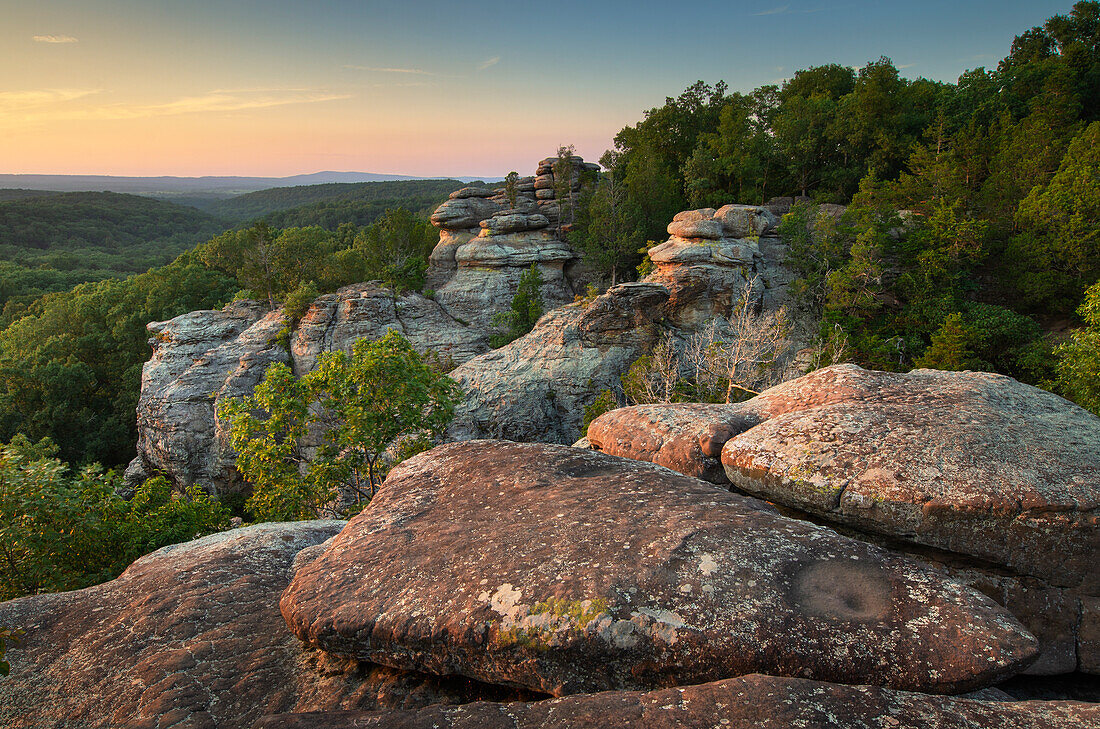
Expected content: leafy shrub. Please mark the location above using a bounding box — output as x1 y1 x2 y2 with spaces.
0 435 228 600
220 331 462 521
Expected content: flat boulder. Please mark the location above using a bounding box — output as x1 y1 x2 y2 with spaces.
254 674 1100 729
0 522 528 729
587 402 753 482
720 365 1100 591
281 441 1036 697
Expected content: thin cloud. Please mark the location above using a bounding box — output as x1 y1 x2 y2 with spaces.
344 65 434 75
0 88 100 109
477 56 500 71
1 89 350 123
32 34 78 43
897 63 916 69
753 5 790 15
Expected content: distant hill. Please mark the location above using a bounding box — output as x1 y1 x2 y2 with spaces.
213 179 481 227
0 189 60 203
0 191 231 310
0 171 502 198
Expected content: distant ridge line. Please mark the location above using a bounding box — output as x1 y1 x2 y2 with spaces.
0 171 504 195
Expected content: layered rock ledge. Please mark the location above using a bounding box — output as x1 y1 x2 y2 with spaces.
281 440 1037 697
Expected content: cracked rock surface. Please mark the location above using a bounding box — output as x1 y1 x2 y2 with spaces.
253 674 1100 729
586 364 1100 674
0 522 533 729
281 440 1037 697
718 365 1100 592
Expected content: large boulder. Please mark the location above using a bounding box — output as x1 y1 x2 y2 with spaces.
585 364 1100 674
446 282 670 443
255 674 1100 729
720 365 1100 592
281 441 1037 697
0 522 532 729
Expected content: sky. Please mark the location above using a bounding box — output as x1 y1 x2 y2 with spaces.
0 0 1078 178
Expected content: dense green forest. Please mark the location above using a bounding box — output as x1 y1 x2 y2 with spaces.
0 192 230 314
576 1 1100 404
208 179 470 224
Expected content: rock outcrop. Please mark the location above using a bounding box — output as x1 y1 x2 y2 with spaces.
126 300 290 493
426 156 600 330
445 204 795 444
282 440 1037 697
0 521 534 729
126 284 487 493
585 364 1100 675
446 282 670 443
126 155 605 494
255 674 1100 729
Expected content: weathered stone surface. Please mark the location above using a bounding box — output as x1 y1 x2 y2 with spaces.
714 203 779 237
588 402 754 483
0 522 355 729
672 208 717 222
587 365 1100 672
126 284 494 495
129 300 289 493
448 186 497 200
282 441 1037 697
480 212 549 235
0 521 535 729
425 229 478 289
666 218 723 239
291 284 488 372
430 195 506 231
446 283 669 443
720 365 1100 592
255 674 1100 729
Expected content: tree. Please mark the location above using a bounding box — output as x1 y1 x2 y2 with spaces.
1056 281 1100 414
490 265 544 348
1007 121 1100 312
574 173 645 285
0 434 228 600
219 331 462 521
504 171 520 209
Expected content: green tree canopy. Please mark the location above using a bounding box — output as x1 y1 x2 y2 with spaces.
219 331 462 521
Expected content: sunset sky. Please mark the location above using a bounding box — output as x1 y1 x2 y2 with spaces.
1 0 1074 178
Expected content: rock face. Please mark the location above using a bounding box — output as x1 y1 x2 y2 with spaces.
446 283 670 443
127 300 290 493
255 674 1100 729
0 520 536 728
126 284 488 493
281 440 1037 697
446 204 795 444
426 157 600 330
585 364 1100 675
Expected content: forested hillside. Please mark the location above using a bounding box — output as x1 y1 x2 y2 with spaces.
0 192 230 313
208 179 471 224
575 1 1100 408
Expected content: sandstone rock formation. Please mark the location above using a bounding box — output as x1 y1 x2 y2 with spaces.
126 155 605 494
425 156 599 331
126 284 487 493
446 282 670 443
255 674 1100 729
0 521 533 729
126 300 290 493
444 203 796 444
281 440 1037 697
585 364 1100 675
